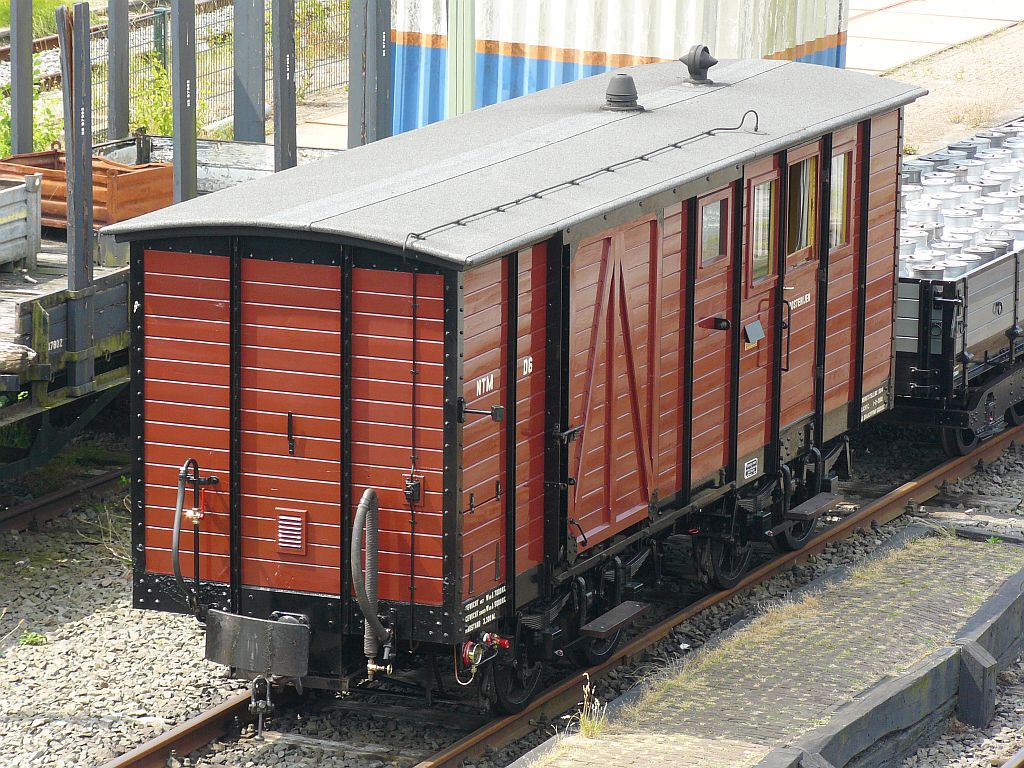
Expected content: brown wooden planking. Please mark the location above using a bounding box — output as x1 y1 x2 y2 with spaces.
351 267 446 605
143 250 231 580
462 259 508 597
568 217 666 551
238 259 343 593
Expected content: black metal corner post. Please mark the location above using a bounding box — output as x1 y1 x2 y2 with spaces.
542 235 567 597
727 180 743 485
107 0 130 140
852 121 873 428
10 0 33 154
171 0 198 202
681 201 698 501
814 134 834 448
504 252 518 617
234 0 267 143
339 248 353 637
347 0 392 147
57 3 97 396
229 238 243 613
129 241 147 599
441 267 464 637
769 152 789 475
272 0 297 171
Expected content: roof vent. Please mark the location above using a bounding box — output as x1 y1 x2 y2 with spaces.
604 73 643 112
680 44 718 85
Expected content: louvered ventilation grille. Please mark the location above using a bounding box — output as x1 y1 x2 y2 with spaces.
277 512 305 554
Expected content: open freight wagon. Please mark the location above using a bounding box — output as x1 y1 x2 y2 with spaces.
108 56 923 711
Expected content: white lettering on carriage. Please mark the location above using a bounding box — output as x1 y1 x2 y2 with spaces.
476 372 495 397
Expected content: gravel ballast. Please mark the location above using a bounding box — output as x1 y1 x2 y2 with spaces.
0 495 244 767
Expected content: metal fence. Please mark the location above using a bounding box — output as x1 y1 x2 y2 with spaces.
86 0 349 141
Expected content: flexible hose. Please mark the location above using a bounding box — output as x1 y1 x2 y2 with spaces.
171 459 194 611
351 488 388 657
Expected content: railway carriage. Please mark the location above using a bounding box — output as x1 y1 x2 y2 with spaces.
108 53 923 712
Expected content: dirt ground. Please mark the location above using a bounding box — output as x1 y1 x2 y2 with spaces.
887 22 1024 155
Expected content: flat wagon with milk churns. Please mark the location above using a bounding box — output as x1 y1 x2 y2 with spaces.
107 52 923 714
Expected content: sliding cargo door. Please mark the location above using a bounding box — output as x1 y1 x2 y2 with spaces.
238 258 343 594
567 218 660 553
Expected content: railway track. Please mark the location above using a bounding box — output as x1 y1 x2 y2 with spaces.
98 425 1024 768
0 465 128 531
1003 746 1024 768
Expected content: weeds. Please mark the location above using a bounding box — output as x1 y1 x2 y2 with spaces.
18 631 46 646
0 609 25 647
563 673 608 739
948 102 996 129
76 498 132 568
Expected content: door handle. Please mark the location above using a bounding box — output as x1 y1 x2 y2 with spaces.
780 299 793 372
287 411 295 455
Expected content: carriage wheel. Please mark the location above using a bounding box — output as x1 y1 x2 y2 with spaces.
491 656 543 714
694 536 752 590
940 427 979 457
570 630 622 667
1006 401 1024 427
770 517 817 553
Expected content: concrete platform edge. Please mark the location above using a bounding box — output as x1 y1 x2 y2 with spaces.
768 546 1024 768
507 526 930 768
508 531 1024 768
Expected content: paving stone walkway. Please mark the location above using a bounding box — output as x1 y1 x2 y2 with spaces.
537 535 1024 768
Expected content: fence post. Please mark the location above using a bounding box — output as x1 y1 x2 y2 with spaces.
234 0 266 142
347 0 391 147
10 0 33 154
171 0 198 201
56 3 97 396
108 0 130 139
272 0 297 170
153 8 169 70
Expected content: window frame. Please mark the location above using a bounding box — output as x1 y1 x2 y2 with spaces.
746 169 780 295
829 131 857 254
697 187 733 271
785 141 821 266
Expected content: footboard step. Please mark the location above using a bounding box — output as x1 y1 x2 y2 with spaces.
785 492 838 523
580 600 650 638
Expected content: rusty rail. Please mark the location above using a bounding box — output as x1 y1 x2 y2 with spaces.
99 691 252 768
1002 745 1024 768
0 466 128 531
98 426 1024 768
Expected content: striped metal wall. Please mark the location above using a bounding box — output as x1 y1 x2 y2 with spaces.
392 0 849 134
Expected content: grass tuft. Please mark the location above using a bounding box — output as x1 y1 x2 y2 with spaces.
564 673 608 739
18 630 46 646
76 498 132 568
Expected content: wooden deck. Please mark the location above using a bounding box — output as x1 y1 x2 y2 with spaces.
1 243 125 339
0 237 129 404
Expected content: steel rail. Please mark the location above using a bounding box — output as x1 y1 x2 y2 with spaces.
1002 745 1024 768
99 691 252 768
98 425 1024 768
0 466 129 531
418 424 1024 768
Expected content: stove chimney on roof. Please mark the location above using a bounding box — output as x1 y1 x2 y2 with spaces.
680 44 718 85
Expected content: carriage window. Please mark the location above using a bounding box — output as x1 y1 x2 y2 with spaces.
787 156 818 257
700 197 730 266
751 180 776 282
829 152 852 249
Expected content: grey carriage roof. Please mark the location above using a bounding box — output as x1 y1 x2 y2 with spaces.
106 59 925 267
